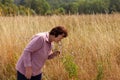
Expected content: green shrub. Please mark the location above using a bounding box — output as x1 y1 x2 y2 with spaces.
62 54 78 79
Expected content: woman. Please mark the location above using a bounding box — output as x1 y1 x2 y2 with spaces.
16 26 68 80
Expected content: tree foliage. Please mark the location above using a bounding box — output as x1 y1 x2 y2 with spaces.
0 0 120 16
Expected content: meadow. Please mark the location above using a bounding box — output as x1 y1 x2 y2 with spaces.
0 14 120 80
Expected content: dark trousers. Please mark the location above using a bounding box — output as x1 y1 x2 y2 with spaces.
17 71 42 80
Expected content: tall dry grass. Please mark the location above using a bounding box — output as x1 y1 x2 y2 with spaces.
0 14 120 80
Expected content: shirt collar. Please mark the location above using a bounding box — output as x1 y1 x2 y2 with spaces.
46 32 51 43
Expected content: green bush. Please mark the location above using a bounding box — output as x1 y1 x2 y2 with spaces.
62 54 78 79
95 62 104 80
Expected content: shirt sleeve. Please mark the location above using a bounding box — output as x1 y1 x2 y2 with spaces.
23 36 44 67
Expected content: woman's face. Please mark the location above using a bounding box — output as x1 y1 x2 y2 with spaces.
54 34 64 43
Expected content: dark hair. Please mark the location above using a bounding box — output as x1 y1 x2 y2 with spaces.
49 26 68 37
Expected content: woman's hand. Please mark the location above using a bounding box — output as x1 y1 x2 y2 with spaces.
48 51 60 59
25 66 32 79
53 51 60 56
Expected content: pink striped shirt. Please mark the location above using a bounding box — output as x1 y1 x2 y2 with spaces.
16 32 52 76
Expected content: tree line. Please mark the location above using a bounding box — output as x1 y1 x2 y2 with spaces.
0 0 120 16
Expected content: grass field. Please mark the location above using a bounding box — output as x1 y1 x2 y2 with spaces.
0 14 120 80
